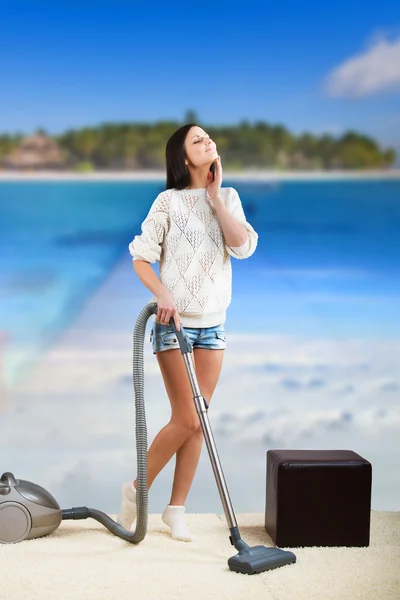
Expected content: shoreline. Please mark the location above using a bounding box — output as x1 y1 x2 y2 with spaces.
0 168 400 181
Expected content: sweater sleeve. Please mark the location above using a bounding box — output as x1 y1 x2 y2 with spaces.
128 191 170 263
224 188 258 259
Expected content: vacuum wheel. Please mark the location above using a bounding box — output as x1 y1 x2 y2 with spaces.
0 502 32 543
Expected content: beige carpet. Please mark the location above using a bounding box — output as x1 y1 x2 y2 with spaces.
0 511 399 600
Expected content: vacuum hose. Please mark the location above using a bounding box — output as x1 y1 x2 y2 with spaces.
61 301 157 543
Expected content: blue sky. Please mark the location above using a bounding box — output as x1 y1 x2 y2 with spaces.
1 0 400 153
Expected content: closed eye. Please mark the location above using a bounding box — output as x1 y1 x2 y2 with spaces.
193 135 209 144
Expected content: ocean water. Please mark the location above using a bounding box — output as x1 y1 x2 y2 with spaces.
0 178 399 385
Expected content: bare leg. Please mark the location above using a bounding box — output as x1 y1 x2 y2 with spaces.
118 348 200 530
169 348 224 506
133 348 201 490
119 347 223 538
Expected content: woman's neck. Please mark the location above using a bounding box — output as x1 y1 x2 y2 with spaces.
186 165 209 189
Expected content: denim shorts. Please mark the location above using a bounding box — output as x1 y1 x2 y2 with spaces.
150 321 226 353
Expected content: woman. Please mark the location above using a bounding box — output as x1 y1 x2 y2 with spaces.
118 124 258 541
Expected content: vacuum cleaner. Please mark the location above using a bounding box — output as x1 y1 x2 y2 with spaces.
0 301 296 574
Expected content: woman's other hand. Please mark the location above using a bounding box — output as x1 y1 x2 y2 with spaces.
206 156 223 204
156 291 180 331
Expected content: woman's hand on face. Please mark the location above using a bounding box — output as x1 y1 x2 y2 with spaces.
156 291 180 331
206 156 223 203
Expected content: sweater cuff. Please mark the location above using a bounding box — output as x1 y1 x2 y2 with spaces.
227 238 251 257
226 228 257 259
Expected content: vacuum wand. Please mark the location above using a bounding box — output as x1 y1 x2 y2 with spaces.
168 315 297 573
166 316 238 530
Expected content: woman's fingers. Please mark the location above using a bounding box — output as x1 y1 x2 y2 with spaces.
157 301 179 328
172 310 180 331
158 308 169 324
216 156 222 182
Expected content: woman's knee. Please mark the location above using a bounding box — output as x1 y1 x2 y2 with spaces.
194 422 203 437
185 421 204 441
171 415 201 437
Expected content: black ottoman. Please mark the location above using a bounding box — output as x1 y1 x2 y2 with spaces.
265 449 372 548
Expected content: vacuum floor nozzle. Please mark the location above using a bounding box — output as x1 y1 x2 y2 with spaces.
228 544 296 574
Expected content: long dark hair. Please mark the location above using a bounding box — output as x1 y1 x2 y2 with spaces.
165 124 196 190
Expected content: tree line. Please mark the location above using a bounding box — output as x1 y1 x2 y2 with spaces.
0 116 396 170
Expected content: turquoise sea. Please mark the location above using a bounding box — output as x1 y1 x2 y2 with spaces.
1 178 399 385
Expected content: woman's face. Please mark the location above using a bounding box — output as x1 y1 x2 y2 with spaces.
184 126 218 167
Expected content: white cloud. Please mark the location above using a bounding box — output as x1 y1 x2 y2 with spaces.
324 35 400 97
5 329 399 404
2 330 400 512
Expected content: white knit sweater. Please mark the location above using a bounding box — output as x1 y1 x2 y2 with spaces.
128 186 258 327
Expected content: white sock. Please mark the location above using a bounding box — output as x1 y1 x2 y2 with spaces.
161 505 195 542
117 481 137 530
